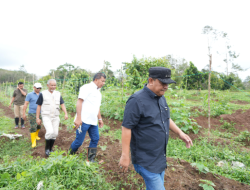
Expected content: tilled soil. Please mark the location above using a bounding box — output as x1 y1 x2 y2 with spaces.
0 101 249 189
230 100 250 105
195 109 250 133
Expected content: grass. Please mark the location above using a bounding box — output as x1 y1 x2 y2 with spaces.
0 150 115 189
0 138 32 160
0 109 14 135
0 108 32 162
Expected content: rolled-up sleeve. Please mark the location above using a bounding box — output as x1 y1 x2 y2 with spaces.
122 96 142 129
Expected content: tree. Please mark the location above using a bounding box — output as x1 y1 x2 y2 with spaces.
182 62 202 90
0 67 36 84
244 76 250 90
123 55 172 89
99 61 114 78
166 55 189 87
49 63 75 80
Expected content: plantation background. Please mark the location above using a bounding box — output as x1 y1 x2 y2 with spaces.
1 56 250 189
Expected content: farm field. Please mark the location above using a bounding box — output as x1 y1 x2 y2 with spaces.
0 86 250 190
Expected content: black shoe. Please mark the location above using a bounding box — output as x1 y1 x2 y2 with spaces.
87 147 97 162
50 139 55 152
21 118 24 126
45 139 50 156
15 118 19 126
68 145 76 155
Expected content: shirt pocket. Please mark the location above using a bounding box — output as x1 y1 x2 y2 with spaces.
160 105 170 122
55 107 60 116
43 101 50 111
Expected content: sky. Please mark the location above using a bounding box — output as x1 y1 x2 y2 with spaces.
0 0 249 80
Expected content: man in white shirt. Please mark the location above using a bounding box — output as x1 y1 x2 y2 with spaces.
69 73 106 162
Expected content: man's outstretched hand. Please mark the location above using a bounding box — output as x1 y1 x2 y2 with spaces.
179 132 193 148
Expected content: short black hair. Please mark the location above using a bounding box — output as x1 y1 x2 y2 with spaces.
147 77 157 83
93 73 106 81
18 82 24 85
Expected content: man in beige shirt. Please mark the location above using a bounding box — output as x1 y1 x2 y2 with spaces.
9 82 28 129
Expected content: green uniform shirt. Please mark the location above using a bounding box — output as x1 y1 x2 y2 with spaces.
13 88 28 105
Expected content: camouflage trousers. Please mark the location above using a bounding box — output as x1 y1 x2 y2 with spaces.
28 113 42 133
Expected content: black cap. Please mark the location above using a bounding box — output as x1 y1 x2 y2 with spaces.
149 67 176 84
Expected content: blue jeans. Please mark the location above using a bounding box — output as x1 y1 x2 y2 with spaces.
70 122 99 152
134 164 165 190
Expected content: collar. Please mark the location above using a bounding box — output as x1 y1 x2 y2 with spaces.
91 81 100 90
33 91 40 95
143 84 161 99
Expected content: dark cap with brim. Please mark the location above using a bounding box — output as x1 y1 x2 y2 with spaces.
149 67 176 84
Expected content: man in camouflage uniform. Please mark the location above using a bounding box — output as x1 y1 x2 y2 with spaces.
9 82 28 129
23 83 43 148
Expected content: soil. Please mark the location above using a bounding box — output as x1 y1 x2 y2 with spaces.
0 101 249 189
230 100 250 105
195 109 250 133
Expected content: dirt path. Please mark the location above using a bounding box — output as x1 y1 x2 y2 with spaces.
0 101 249 190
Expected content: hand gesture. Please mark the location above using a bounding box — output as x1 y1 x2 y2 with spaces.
179 132 193 148
98 120 104 128
74 117 82 129
118 155 130 173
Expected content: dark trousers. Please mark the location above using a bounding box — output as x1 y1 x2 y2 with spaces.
70 122 99 152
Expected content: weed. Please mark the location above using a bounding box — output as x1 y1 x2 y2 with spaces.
0 115 14 135
99 145 107 151
0 138 32 160
168 137 250 184
220 120 236 132
99 125 110 134
199 179 215 190
191 163 209 174
235 131 250 145
0 150 115 189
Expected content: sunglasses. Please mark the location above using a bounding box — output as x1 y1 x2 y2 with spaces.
36 88 41 89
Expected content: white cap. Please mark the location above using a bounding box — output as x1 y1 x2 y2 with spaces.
34 83 42 88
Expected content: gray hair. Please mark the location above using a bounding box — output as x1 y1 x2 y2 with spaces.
47 79 57 85
93 73 106 81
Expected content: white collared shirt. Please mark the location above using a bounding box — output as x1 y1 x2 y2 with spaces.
77 82 102 125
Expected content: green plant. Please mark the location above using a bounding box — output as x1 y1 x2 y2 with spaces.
199 179 215 190
99 125 110 134
0 138 32 159
169 98 201 134
235 131 250 145
191 163 209 174
0 115 14 135
0 150 115 189
168 137 250 184
220 120 236 132
99 145 107 151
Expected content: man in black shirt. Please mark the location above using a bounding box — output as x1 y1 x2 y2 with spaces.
119 67 193 190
